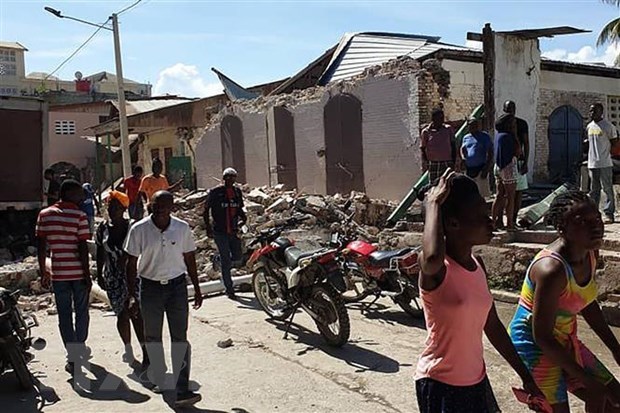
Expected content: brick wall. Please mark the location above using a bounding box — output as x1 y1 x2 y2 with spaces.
534 88 606 181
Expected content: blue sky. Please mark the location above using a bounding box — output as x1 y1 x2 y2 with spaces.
1 0 618 97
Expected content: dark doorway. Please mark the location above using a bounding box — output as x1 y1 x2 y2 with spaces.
220 115 246 183
323 94 365 194
273 106 298 190
548 105 583 184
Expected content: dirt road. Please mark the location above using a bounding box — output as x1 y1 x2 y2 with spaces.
1 294 618 413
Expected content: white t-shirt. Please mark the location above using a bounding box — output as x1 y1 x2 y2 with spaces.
124 216 196 281
587 119 619 169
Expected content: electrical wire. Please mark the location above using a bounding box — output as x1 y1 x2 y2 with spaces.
116 0 143 16
44 18 111 81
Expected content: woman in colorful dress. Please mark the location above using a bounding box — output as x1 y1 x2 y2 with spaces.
510 190 620 412
96 191 147 365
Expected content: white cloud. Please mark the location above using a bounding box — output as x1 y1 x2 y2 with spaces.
465 40 482 50
153 63 222 98
542 44 620 66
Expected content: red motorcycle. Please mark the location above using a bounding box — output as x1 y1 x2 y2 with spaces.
247 216 351 347
330 208 422 317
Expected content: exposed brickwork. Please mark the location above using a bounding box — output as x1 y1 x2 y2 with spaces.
534 89 606 181
443 84 483 122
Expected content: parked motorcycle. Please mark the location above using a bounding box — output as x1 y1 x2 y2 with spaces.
330 206 423 317
0 287 46 390
248 216 351 347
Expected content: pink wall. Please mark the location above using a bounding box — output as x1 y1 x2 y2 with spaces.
48 111 102 169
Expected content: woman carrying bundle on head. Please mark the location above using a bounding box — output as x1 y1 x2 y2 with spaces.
510 189 620 412
415 169 543 412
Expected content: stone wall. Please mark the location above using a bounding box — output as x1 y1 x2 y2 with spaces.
194 58 425 200
534 89 607 181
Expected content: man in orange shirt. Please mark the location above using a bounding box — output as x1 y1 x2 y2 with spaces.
121 165 144 220
139 158 184 208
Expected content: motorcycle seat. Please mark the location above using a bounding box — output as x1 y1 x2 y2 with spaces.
369 248 412 268
284 247 322 269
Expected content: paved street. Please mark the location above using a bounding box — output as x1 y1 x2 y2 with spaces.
1 294 618 413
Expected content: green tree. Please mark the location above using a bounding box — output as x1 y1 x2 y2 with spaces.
597 0 620 66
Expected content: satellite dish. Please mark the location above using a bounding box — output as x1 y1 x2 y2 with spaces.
75 71 83 80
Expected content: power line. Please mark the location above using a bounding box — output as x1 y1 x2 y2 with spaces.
44 19 110 81
117 0 143 16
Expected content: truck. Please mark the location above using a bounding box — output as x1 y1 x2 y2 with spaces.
0 96 48 211
0 96 48 263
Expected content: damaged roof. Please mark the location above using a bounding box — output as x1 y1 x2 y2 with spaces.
318 32 467 85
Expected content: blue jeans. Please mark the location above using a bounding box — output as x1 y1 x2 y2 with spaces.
213 233 242 294
140 276 191 393
589 167 615 217
52 280 90 360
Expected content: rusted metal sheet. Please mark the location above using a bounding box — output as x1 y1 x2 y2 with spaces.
0 99 45 206
323 94 365 195
273 106 298 190
220 115 247 183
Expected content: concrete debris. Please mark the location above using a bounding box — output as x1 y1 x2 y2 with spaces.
217 338 234 349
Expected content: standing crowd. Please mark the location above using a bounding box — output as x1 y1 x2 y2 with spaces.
35 102 620 412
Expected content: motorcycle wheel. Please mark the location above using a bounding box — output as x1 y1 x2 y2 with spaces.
310 285 350 347
394 277 423 318
252 268 294 321
341 269 373 304
4 338 34 390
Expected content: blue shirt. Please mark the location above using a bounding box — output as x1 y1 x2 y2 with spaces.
494 132 516 170
461 132 491 168
80 183 95 218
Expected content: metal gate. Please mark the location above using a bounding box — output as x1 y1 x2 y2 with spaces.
323 94 365 195
220 115 246 183
548 105 583 184
167 156 194 190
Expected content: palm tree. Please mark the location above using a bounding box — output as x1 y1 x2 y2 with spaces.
598 0 620 66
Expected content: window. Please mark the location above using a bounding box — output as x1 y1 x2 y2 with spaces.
55 120 76 135
0 50 16 62
609 96 620 128
0 63 17 76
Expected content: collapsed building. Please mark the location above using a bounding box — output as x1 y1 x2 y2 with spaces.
194 29 620 200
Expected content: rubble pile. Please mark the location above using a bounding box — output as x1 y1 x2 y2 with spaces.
173 185 400 281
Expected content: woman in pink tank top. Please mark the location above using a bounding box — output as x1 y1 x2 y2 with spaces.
415 170 542 412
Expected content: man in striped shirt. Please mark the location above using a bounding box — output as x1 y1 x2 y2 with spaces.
36 179 92 375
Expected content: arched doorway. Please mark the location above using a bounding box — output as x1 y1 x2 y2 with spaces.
323 94 365 195
272 106 298 190
220 115 246 183
548 105 583 184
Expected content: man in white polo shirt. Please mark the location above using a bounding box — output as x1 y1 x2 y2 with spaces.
125 190 203 408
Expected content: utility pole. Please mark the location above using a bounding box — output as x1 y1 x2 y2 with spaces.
111 13 131 178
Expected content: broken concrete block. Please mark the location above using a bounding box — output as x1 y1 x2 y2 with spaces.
244 201 265 215
305 196 327 210
247 189 271 205
266 198 290 213
217 338 233 349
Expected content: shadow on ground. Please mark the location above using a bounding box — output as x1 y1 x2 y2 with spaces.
266 319 406 373
68 362 150 404
0 366 60 412
347 302 426 329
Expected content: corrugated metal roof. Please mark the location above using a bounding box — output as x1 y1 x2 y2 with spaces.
106 98 193 115
126 99 191 115
318 32 467 85
0 41 28 51
212 68 258 101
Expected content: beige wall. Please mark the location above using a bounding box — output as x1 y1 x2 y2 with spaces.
292 98 328 195
358 75 421 200
48 111 101 169
238 111 269 187
195 127 223 189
